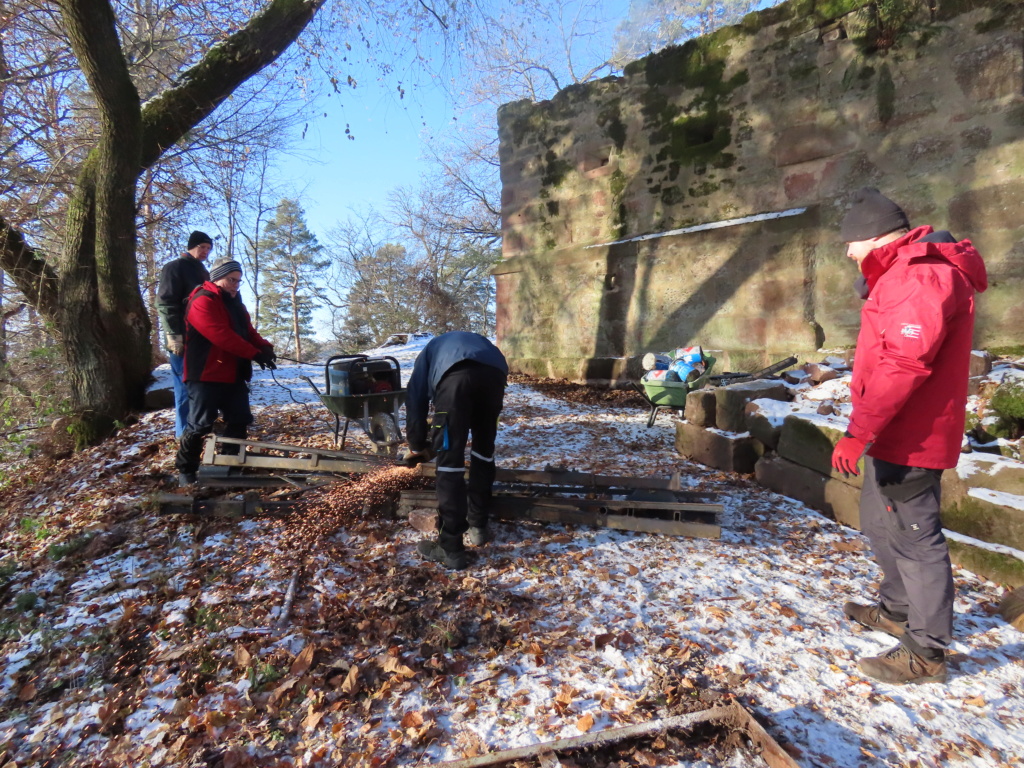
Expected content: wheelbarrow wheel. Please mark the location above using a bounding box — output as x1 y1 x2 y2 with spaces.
369 412 401 456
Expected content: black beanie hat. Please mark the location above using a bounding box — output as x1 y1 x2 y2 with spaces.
209 259 242 282
840 187 909 242
187 230 213 250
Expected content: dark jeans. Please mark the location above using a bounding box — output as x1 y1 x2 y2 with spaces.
432 362 506 553
175 380 253 474
169 352 189 439
860 457 953 652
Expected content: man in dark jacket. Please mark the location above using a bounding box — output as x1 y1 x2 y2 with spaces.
405 332 508 570
157 230 213 437
831 187 987 685
175 259 276 487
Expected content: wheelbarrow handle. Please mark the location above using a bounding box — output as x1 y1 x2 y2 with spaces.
299 374 322 396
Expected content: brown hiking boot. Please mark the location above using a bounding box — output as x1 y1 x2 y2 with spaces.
843 601 907 638
858 643 947 684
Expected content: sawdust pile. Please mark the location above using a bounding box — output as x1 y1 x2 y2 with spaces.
259 465 433 569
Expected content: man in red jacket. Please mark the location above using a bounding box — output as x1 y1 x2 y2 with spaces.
175 259 276 486
831 188 987 685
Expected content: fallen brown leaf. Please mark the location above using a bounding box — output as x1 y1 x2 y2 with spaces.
401 711 424 728
290 644 315 677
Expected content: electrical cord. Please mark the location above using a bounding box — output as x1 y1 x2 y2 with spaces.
258 356 334 428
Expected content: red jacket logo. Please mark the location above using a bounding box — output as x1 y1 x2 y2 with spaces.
900 323 922 339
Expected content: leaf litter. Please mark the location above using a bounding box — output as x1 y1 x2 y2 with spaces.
0 340 1021 767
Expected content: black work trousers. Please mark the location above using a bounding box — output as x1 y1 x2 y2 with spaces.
175 380 253 474
860 456 953 653
432 362 506 553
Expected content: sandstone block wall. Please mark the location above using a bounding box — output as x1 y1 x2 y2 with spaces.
495 0 1024 383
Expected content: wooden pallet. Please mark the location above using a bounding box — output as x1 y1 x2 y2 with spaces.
200 436 393 479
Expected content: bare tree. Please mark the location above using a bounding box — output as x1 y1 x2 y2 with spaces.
0 0 326 444
612 0 764 66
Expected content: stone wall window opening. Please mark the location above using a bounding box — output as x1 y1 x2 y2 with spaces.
582 148 612 173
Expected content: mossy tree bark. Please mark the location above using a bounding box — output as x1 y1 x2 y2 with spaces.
0 0 323 446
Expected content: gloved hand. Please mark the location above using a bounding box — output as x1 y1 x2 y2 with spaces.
401 445 435 468
166 334 184 356
253 349 277 370
832 435 869 477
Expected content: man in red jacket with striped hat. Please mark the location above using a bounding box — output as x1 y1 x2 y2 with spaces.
832 187 987 685
175 259 276 487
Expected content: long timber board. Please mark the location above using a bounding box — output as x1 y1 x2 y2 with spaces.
399 489 722 539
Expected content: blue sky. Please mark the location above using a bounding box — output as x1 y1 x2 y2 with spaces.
286 77 456 236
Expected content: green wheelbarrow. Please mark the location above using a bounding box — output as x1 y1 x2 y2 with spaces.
631 355 798 427
301 354 406 455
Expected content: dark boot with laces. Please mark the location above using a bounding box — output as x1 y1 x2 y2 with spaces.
843 601 908 638
858 643 947 684
417 539 469 570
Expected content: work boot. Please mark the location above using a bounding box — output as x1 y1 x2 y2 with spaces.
843 601 907 638
857 643 947 685
178 472 198 488
467 526 492 546
417 539 469 571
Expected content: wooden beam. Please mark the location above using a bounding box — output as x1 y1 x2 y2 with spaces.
417 464 705 491
399 491 721 539
429 702 800 768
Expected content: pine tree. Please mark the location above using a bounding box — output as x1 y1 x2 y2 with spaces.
257 199 327 360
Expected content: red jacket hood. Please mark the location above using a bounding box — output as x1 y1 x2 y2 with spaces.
862 226 988 294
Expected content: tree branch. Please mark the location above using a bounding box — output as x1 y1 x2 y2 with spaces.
0 215 59 322
139 0 326 170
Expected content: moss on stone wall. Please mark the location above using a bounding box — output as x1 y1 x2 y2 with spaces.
597 101 627 151
948 540 1024 588
541 150 572 188
943 495 1024 551
877 63 896 124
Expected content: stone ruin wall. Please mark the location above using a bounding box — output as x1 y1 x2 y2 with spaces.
494 0 1024 383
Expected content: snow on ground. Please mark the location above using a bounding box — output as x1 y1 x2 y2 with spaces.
1 344 1022 767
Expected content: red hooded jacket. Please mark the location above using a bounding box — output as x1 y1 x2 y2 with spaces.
847 226 987 470
183 281 272 384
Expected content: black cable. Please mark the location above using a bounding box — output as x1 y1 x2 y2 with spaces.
259 363 334 429
275 354 322 366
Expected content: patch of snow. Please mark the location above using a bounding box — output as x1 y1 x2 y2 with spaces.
967 487 1024 512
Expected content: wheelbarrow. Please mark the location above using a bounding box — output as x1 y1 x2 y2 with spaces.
631 355 798 427
301 354 406 455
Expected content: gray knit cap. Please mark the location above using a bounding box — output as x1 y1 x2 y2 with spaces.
209 259 242 282
840 187 910 241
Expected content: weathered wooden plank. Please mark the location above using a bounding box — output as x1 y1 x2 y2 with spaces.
399 491 721 539
400 490 722 516
429 702 799 768
417 464 696 491
205 452 379 474
209 436 392 463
